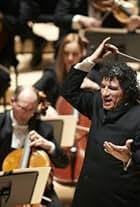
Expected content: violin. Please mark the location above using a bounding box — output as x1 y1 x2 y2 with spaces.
92 0 139 23
112 0 139 23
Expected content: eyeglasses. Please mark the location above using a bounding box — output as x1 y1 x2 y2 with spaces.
15 101 37 113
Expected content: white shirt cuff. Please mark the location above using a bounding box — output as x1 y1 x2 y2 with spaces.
72 15 82 30
123 157 132 171
48 141 56 154
75 58 96 72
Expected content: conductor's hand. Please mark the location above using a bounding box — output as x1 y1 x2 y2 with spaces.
88 37 118 63
103 139 133 163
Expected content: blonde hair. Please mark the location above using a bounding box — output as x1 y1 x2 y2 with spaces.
56 33 87 84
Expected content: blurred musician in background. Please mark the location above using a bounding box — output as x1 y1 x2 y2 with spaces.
54 0 140 37
17 0 61 68
0 0 20 68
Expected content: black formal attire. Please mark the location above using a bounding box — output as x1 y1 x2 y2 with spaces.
61 67 140 207
0 0 38 68
0 0 21 68
0 65 11 100
28 0 59 23
19 0 60 67
86 63 102 84
34 67 60 107
0 110 69 207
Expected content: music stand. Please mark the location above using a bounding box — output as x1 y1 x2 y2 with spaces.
0 167 51 207
45 119 64 145
82 28 140 62
44 115 77 147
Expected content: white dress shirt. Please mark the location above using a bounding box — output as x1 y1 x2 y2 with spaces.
10 110 29 149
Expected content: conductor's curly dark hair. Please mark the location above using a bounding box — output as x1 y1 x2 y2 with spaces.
100 62 140 103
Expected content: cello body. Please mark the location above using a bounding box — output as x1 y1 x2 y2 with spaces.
2 148 50 171
2 139 51 207
54 96 90 185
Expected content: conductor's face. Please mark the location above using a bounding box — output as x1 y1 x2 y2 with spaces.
100 77 124 110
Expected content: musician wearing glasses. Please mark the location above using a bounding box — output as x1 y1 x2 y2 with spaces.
0 85 69 207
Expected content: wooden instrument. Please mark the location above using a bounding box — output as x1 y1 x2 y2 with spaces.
53 129 88 185
2 147 50 171
53 96 90 185
112 0 138 23
92 0 139 23
2 135 51 207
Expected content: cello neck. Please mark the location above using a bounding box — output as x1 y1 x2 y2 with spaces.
20 135 31 168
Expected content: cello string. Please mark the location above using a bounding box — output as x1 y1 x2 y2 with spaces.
117 51 140 63
20 134 31 168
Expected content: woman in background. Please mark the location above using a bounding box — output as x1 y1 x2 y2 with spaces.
34 32 91 108
34 32 100 110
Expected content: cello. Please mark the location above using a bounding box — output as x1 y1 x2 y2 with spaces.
2 90 51 172
53 96 90 185
2 93 52 207
2 134 51 207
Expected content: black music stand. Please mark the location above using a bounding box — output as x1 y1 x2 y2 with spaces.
45 119 64 145
43 115 77 147
83 28 140 62
0 167 51 207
